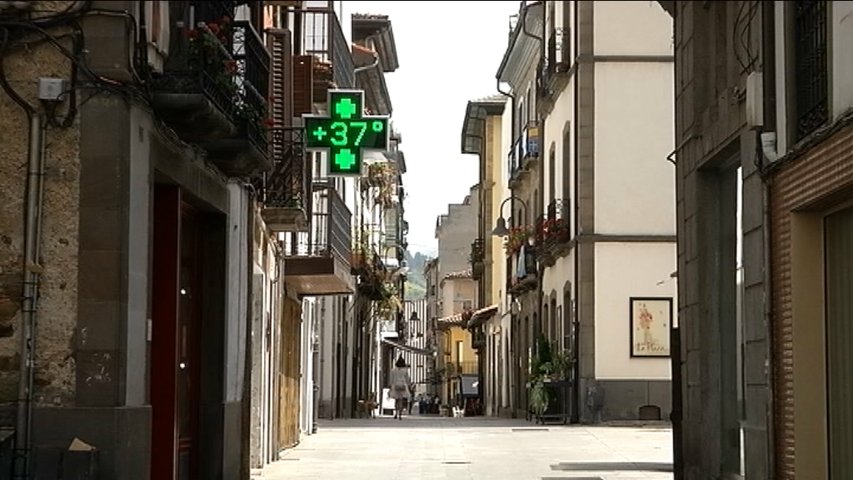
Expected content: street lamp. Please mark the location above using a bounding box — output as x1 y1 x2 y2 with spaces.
492 196 528 237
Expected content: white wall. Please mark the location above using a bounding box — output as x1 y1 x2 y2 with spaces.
542 77 575 215
225 183 250 402
300 297 317 436
594 61 675 236
832 1 853 119
593 1 673 56
594 242 675 379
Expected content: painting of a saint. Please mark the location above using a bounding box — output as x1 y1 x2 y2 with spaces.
630 298 672 357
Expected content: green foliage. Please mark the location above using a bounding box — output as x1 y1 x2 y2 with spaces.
403 250 428 301
529 378 550 416
528 335 573 416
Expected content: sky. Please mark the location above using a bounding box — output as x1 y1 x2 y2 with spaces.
341 1 520 257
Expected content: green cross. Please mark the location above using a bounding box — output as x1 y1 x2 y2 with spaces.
335 98 357 119
335 148 356 170
302 90 390 176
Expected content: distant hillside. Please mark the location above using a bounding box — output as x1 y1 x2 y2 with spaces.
404 250 429 300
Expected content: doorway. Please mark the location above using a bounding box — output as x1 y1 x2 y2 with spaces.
825 205 853 478
151 185 226 480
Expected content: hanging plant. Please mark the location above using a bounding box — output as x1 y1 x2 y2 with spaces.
504 224 535 256
367 162 397 208
374 281 402 317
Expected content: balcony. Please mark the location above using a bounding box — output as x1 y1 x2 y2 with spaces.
536 26 571 114
446 361 479 376
507 246 538 296
507 121 541 188
259 128 311 232
297 9 355 103
543 198 570 253
204 21 272 175
153 2 271 176
470 238 485 279
283 184 354 295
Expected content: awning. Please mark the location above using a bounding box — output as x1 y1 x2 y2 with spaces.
436 311 469 330
467 304 499 329
381 338 434 357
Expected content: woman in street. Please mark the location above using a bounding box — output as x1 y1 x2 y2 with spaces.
389 356 412 420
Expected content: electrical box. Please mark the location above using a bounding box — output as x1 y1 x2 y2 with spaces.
38 78 66 101
745 72 763 129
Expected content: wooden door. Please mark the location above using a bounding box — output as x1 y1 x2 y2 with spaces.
279 297 302 449
151 186 203 480
177 206 203 479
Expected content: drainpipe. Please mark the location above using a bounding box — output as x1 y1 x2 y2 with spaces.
571 0 581 424
353 55 379 74
760 2 776 477
14 112 46 480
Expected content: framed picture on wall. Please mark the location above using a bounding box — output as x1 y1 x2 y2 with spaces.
629 297 672 357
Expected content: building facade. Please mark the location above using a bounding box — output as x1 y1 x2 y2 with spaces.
662 1 853 478
0 1 272 478
461 95 510 417
491 0 676 423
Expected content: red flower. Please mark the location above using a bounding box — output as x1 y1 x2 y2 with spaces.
207 22 220 34
224 59 237 74
187 29 198 39
263 118 275 128
221 15 231 25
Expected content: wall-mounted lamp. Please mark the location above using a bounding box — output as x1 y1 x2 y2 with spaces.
492 196 528 237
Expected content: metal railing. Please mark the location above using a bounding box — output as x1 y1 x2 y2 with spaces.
233 21 271 153
794 0 828 140
260 128 310 211
447 361 478 376
288 185 352 261
469 238 485 265
507 121 541 179
299 9 355 90
156 1 239 126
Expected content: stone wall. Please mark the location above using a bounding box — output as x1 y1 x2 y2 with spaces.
0 0 82 406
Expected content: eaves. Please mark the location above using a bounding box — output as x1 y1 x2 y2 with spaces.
496 2 544 90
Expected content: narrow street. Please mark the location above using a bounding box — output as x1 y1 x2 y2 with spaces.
257 416 672 480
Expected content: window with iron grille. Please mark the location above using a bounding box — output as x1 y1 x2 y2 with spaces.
793 1 828 141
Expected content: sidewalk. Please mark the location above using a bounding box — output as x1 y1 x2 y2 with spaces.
257 415 673 479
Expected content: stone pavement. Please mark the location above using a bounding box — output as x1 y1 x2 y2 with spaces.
257 415 673 480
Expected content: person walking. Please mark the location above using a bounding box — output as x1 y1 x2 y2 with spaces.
389 356 412 420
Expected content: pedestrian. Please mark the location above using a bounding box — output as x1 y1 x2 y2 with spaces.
389 356 412 420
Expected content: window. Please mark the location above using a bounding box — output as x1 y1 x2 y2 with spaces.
548 143 556 205
456 340 464 363
793 0 828 140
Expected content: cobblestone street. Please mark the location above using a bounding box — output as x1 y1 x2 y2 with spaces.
257 416 673 480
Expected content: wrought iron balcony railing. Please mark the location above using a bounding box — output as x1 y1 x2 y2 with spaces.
155 1 239 128
258 127 311 231
286 184 352 262
233 20 271 154
470 238 485 265
299 9 355 97
507 121 541 182
446 361 479 376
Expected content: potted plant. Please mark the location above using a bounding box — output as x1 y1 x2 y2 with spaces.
528 336 572 424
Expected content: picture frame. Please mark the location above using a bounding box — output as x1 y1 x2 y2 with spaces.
629 297 672 357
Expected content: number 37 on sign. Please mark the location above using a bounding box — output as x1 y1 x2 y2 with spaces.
303 90 390 176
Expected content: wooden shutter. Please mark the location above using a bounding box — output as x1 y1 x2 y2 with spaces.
292 55 314 117
267 29 293 128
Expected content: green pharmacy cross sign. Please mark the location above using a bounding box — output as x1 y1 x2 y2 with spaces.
303 90 390 176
